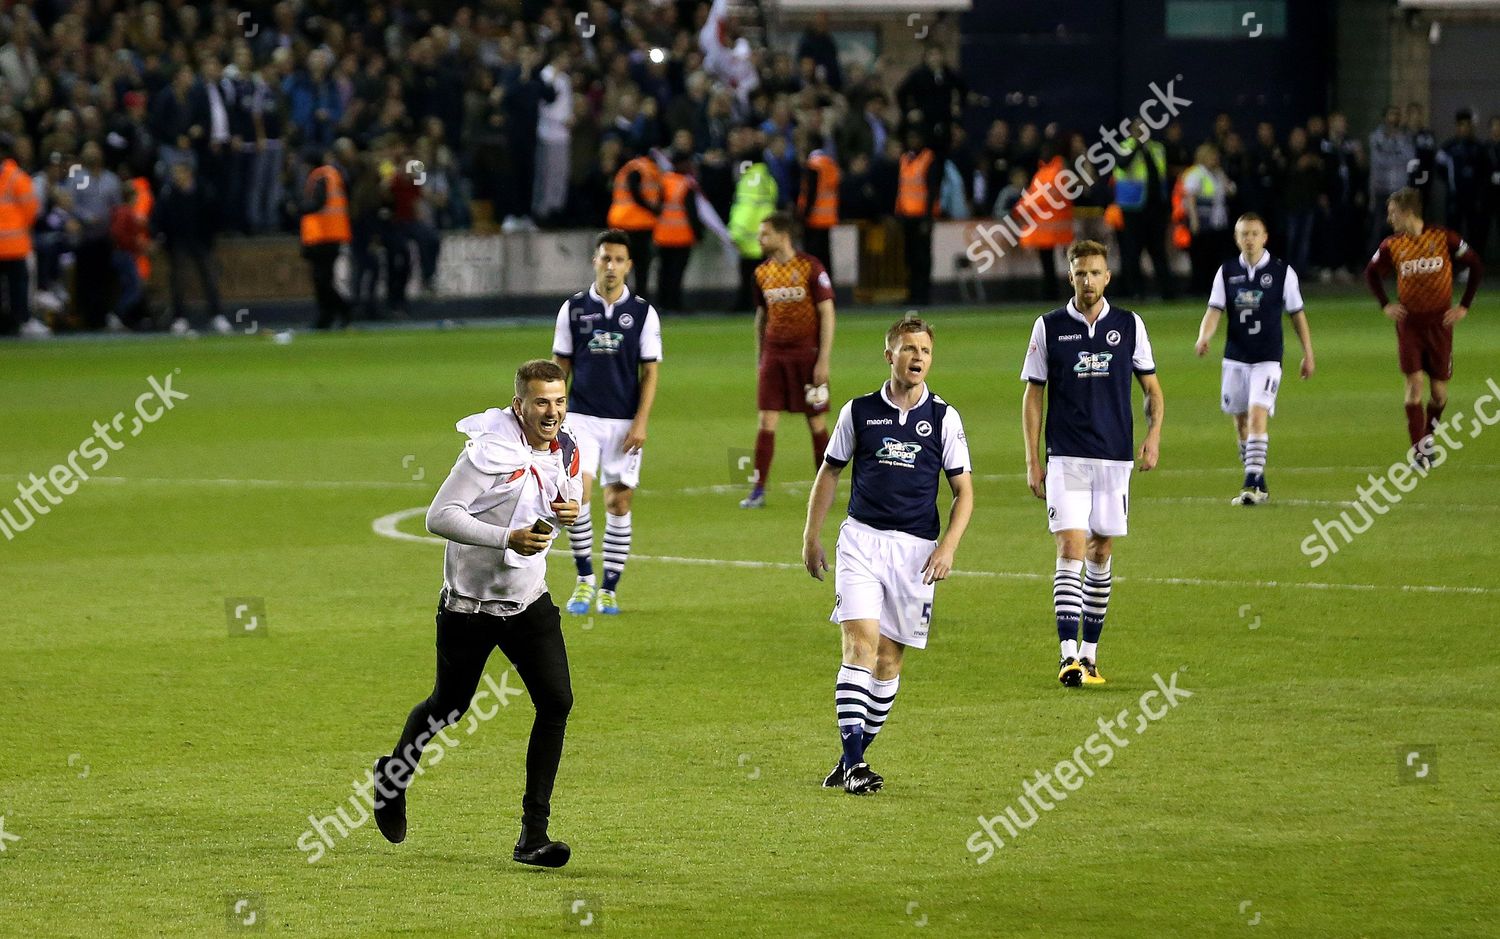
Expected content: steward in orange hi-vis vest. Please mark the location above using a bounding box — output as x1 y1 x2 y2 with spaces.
300 164 352 245
0 157 39 260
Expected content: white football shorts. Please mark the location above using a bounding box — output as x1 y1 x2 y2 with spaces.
1045 457 1131 537
830 518 937 649
565 413 643 489
1221 360 1282 416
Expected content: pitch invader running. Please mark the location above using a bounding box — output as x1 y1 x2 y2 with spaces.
1194 212 1316 505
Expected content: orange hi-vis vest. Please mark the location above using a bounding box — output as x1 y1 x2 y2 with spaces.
799 152 841 228
0 159 38 260
653 172 696 248
1017 156 1075 250
896 149 938 219
1170 175 1191 249
130 176 154 279
300 165 351 245
608 157 662 231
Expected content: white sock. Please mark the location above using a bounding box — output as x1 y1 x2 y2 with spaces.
1060 639 1079 659
1080 641 1098 662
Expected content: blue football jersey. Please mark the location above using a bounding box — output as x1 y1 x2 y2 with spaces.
552 284 663 420
824 384 972 541
1020 300 1156 463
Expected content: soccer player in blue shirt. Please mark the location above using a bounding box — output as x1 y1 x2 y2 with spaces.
803 315 974 795
552 230 663 616
1021 240 1164 687
1194 213 1315 505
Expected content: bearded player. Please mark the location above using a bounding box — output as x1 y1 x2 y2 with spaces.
1365 187 1483 467
739 211 836 508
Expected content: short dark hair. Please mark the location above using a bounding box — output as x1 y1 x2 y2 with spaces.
1236 212 1266 228
1066 240 1109 265
886 313 934 349
762 211 794 235
514 359 567 399
1388 187 1423 217
595 229 631 256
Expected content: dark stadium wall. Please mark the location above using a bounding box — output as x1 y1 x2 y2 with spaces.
958 0 1336 146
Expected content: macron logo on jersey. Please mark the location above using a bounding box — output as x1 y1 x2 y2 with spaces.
1056 333 1083 341
1073 351 1113 375
865 417 894 426
875 437 922 466
1399 256 1445 276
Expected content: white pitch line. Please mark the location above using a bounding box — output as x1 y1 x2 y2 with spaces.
0 474 430 490
369 508 1500 596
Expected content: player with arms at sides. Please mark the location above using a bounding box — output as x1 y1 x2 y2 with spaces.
1194 212 1315 505
552 229 663 616
741 211 837 508
1021 240 1164 688
1365 187 1483 468
802 315 974 795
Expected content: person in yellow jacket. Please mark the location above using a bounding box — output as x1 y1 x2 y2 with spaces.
300 150 353 329
1181 142 1235 293
1016 143 1075 299
798 147 840 278
652 154 701 313
607 149 662 294
728 128 778 311
0 135 39 337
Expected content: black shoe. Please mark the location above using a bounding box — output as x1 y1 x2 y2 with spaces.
372 757 407 844
513 835 572 868
843 761 883 795
822 758 846 788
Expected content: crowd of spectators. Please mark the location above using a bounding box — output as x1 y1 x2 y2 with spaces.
2 0 1496 334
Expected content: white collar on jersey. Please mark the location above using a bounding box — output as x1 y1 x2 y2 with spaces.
1238 252 1272 275
588 282 632 318
880 380 929 424
1065 297 1112 335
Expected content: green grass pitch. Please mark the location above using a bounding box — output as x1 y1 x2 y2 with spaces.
1 294 1496 936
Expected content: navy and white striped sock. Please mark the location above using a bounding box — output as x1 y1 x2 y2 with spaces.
1080 557 1112 662
568 503 594 581
836 663 874 768
601 511 631 591
1238 438 1248 466
1245 434 1268 486
862 675 900 753
1055 557 1084 659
